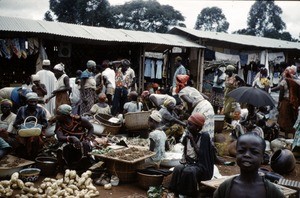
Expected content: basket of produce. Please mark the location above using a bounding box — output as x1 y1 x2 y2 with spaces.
90 147 155 182
94 113 122 135
124 111 151 131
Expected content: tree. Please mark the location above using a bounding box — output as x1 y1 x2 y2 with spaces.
233 0 293 41
45 0 115 28
111 0 185 33
194 7 229 33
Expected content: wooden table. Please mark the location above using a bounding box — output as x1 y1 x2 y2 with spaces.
201 175 297 197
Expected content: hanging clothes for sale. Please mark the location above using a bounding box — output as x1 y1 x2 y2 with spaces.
156 59 163 79
144 58 152 77
215 51 241 69
151 59 156 79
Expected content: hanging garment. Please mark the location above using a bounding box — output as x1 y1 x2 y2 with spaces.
151 60 156 79
0 39 12 59
156 60 163 79
19 38 27 59
144 58 152 77
247 53 259 65
11 38 21 58
268 52 285 65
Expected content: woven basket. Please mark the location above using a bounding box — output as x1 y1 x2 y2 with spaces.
94 114 122 135
137 172 164 190
105 159 144 183
124 111 151 131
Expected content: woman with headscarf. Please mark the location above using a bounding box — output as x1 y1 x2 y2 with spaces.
210 66 226 114
159 97 186 142
13 92 48 160
175 74 190 94
144 110 169 167
141 90 155 111
55 104 94 171
179 86 215 140
169 113 214 197
80 60 98 115
276 67 297 138
45 63 71 113
89 93 111 115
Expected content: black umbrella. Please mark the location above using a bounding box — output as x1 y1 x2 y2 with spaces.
227 86 276 107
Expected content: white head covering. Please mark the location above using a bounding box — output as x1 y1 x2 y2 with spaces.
26 92 39 101
150 110 162 123
31 74 40 81
87 60 96 68
291 65 297 74
43 59 50 66
54 63 65 73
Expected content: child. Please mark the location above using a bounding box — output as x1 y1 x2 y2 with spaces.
213 132 284 198
89 93 111 115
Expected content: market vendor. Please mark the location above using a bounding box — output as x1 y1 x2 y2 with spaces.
55 104 94 171
13 92 48 160
159 97 186 142
144 110 169 167
0 99 17 150
169 113 214 197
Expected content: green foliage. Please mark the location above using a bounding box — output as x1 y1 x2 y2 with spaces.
45 0 115 27
111 0 185 33
194 7 229 33
233 0 294 41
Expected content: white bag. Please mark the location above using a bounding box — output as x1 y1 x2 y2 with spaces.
18 116 42 137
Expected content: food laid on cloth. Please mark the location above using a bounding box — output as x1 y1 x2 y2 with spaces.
0 155 35 178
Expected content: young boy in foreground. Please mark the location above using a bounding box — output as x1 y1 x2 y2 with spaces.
213 132 284 198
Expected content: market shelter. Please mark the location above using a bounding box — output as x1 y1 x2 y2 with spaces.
0 16 205 90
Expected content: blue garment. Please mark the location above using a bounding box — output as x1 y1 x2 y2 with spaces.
80 70 93 79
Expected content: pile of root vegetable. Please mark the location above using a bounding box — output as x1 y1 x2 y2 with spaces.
0 169 99 197
105 147 153 161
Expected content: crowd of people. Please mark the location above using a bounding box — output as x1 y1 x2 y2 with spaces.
0 55 299 198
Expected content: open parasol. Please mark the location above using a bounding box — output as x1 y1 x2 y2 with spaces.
227 86 276 107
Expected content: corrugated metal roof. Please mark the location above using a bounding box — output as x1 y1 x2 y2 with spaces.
0 16 204 49
169 27 300 50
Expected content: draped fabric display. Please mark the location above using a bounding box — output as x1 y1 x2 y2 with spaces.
0 37 39 59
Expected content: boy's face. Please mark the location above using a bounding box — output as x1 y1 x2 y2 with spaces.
236 135 264 172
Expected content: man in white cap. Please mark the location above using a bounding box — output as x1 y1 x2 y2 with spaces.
36 59 57 115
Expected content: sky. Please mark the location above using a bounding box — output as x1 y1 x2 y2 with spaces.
0 0 299 39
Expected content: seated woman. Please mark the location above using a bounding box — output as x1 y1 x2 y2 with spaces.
89 93 111 115
13 93 48 160
123 91 143 114
144 110 169 168
169 113 214 197
55 104 94 171
0 100 17 150
159 98 186 142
